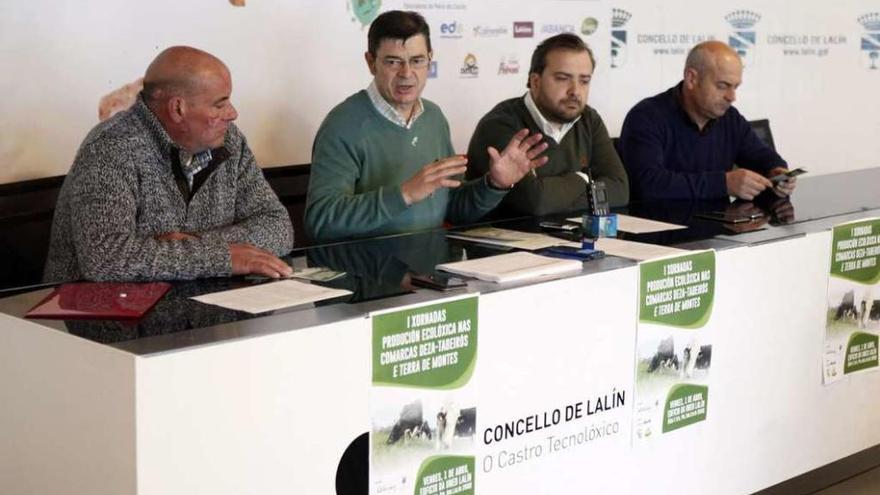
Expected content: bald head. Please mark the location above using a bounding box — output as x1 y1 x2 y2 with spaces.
143 46 228 105
684 41 742 77
141 46 238 152
681 41 743 129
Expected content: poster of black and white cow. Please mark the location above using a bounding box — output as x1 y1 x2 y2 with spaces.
645 335 711 378
435 406 476 450
680 338 712 379
386 400 432 445
832 290 878 329
647 336 680 373
835 290 858 321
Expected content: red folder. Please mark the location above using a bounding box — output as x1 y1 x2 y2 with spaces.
25 282 171 320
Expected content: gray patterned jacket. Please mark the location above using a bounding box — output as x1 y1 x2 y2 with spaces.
44 96 293 282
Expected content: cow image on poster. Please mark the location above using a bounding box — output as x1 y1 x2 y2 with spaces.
403 420 432 444
436 406 476 450
858 292 879 328
835 290 858 321
833 290 879 327
681 338 712 379
436 408 453 449
386 401 429 445
647 336 680 373
646 335 711 378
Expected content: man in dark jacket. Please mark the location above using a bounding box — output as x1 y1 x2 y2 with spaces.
619 41 797 201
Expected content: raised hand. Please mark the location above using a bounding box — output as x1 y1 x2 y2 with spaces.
400 155 469 205
486 128 549 189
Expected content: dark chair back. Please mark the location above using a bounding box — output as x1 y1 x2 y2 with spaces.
0 176 62 290
749 119 776 151
263 163 312 249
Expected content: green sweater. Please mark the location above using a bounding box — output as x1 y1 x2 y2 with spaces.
467 97 629 216
306 91 506 242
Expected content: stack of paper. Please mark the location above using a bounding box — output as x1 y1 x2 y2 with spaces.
567 214 686 234
447 227 578 251
191 280 352 314
437 251 583 283
594 238 688 261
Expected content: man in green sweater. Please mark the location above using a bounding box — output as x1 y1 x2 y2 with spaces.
467 34 629 217
305 10 548 243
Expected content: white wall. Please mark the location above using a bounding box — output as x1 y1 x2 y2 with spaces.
605 0 880 178
0 0 877 184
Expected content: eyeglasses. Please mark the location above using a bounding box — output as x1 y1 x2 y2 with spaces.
381 57 430 70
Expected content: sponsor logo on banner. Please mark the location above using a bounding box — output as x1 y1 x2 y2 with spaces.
611 8 631 68
859 13 880 69
725 10 761 66
402 1 467 11
625 8 714 61
460 53 479 78
581 17 599 36
541 23 576 36
766 33 847 58
762 15 847 59
514 22 534 38
347 0 381 28
473 25 508 38
498 55 520 75
428 61 438 79
439 21 464 39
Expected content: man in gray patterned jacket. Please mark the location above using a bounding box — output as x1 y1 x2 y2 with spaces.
44 46 294 282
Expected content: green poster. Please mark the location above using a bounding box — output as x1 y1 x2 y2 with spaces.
634 251 716 441
373 296 478 389
824 218 880 383
370 296 479 495
662 384 709 433
413 456 475 495
830 219 880 284
639 250 715 328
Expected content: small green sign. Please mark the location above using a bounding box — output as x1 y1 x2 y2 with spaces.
413 456 475 495
639 251 715 328
663 384 708 433
844 332 879 374
372 297 478 389
830 219 880 284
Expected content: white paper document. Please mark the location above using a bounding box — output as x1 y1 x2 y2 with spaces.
437 251 583 283
566 214 687 234
447 227 578 251
595 238 689 261
191 280 352 314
